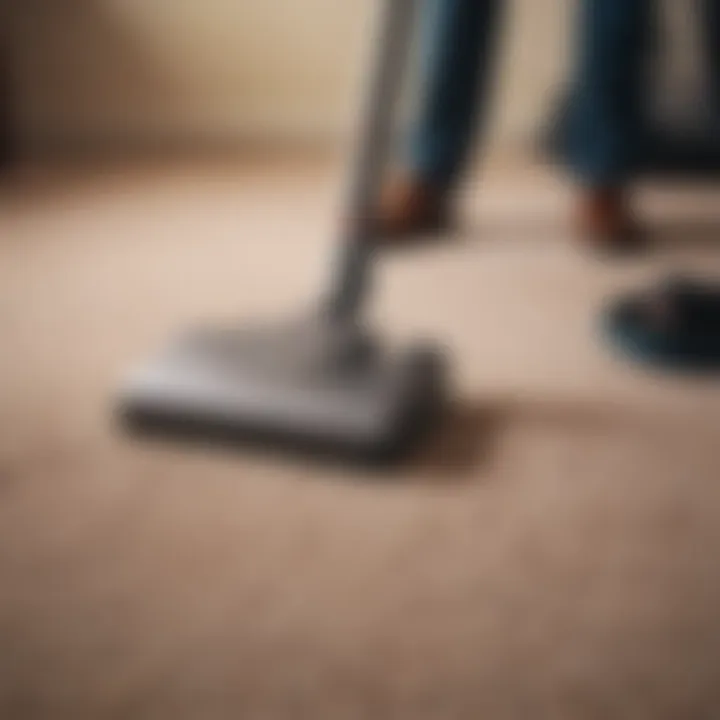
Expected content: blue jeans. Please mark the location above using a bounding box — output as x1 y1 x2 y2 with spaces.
406 0 504 189
405 0 719 190
561 0 652 187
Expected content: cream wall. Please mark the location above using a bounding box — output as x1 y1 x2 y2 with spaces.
5 0 572 152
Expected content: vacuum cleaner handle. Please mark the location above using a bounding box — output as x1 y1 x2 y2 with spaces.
327 0 418 322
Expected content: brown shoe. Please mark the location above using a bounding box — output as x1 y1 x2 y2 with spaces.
576 187 643 253
375 175 451 242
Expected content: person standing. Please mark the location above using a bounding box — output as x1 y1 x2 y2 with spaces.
379 0 656 250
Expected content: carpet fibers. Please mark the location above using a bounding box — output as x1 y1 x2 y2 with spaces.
2 157 720 719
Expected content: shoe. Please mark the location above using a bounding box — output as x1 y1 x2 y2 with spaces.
576 187 644 254
375 174 451 243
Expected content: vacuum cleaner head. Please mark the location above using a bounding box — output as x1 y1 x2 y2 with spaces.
118 318 448 465
117 0 447 467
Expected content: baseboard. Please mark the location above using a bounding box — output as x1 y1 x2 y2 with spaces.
20 123 535 169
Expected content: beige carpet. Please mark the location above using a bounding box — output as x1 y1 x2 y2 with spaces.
3 156 720 719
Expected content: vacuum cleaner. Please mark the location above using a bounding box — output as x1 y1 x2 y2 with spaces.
117 0 450 465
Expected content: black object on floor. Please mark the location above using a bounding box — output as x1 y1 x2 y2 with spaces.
118 0 450 467
605 277 720 372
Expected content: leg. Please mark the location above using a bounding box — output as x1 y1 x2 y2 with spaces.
561 0 653 249
701 0 720 121
566 0 652 187
406 0 504 190
378 0 504 239
0 47 16 169
565 0 654 187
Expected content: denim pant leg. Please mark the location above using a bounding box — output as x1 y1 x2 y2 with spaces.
563 0 654 187
701 0 720 120
406 0 504 190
